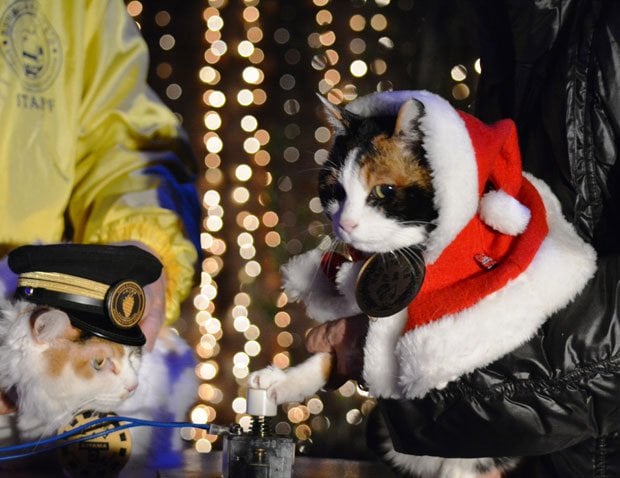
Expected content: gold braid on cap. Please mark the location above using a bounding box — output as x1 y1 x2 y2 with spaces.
17 271 109 299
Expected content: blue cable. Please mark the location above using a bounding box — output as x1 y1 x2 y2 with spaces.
0 416 221 461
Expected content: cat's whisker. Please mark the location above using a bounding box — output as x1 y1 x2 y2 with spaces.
402 247 427 272
302 235 343 289
397 248 422 272
307 222 330 236
34 393 122 444
399 246 423 262
276 220 334 245
399 220 436 230
33 406 83 446
298 165 331 175
283 165 330 181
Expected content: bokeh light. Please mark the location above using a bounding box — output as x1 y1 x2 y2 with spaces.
135 0 482 459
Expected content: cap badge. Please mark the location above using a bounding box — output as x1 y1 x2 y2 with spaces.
106 281 145 329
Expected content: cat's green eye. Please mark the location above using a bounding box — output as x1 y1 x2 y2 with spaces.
372 184 395 199
92 358 106 371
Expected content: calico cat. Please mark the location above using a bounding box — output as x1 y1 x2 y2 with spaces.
0 300 142 441
250 90 596 478
249 96 436 401
0 297 197 473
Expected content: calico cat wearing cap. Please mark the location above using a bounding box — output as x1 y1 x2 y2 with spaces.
249 91 597 477
0 300 142 439
0 244 196 472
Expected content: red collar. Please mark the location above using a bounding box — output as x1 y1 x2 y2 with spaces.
406 177 548 331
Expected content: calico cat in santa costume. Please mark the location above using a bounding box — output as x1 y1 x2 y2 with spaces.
249 90 596 477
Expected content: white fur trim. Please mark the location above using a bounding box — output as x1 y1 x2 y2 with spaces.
362 311 408 398
361 175 596 399
346 91 479 264
393 175 596 398
479 189 531 235
384 450 511 478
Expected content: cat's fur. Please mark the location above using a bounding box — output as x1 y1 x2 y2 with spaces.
0 297 197 474
249 96 438 399
250 91 597 478
249 97 436 400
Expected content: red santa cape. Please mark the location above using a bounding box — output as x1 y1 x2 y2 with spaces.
406 113 549 330
345 91 597 399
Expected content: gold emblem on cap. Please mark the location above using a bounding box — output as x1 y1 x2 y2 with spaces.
106 281 145 329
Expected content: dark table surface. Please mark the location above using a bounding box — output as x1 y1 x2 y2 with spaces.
159 450 397 478
2 449 397 477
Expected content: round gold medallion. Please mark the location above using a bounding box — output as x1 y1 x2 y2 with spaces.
106 280 145 328
355 247 426 317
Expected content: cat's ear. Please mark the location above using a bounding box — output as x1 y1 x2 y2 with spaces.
31 308 72 344
394 98 424 141
317 94 347 133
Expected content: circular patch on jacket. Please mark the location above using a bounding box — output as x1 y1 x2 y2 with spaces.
0 0 62 92
58 411 131 476
106 281 145 329
355 248 426 317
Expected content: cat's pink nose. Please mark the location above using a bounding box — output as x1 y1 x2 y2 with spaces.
125 382 138 395
339 219 358 234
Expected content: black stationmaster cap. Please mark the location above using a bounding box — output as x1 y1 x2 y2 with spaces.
8 244 163 346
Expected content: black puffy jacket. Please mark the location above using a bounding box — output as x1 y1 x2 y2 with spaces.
377 255 620 476
374 1 620 476
473 0 620 254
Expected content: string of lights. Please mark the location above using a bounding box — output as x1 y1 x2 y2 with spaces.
125 0 482 459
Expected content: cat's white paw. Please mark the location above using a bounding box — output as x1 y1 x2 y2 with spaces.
280 248 323 300
248 367 288 402
248 366 286 389
248 366 311 404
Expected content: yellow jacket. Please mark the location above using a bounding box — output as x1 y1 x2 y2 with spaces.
0 0 199 323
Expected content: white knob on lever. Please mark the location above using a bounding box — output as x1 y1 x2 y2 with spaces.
246 388 277 417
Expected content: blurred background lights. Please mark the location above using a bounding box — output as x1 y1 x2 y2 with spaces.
237 89 254 106
131 0 482 460
475 58 482 74
350 59 368 77
205 135 223 153
203 190 220 207
166 83 182 100
238 40 255 57
154 10 170 27
232 187 250 204
159 34 175 50
370 14 388 31
451 64 467 81
242 66 263 84
126 1 142 17
232 397 246 414
206 90 226 107
452 82 471 100
243 137 261 154
316 10 333 25
349 14 366 31
204 112 222 129
211 40 228 56
241 115 258 131
207 15 223 31
199 66 220 84
235 164 253 181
